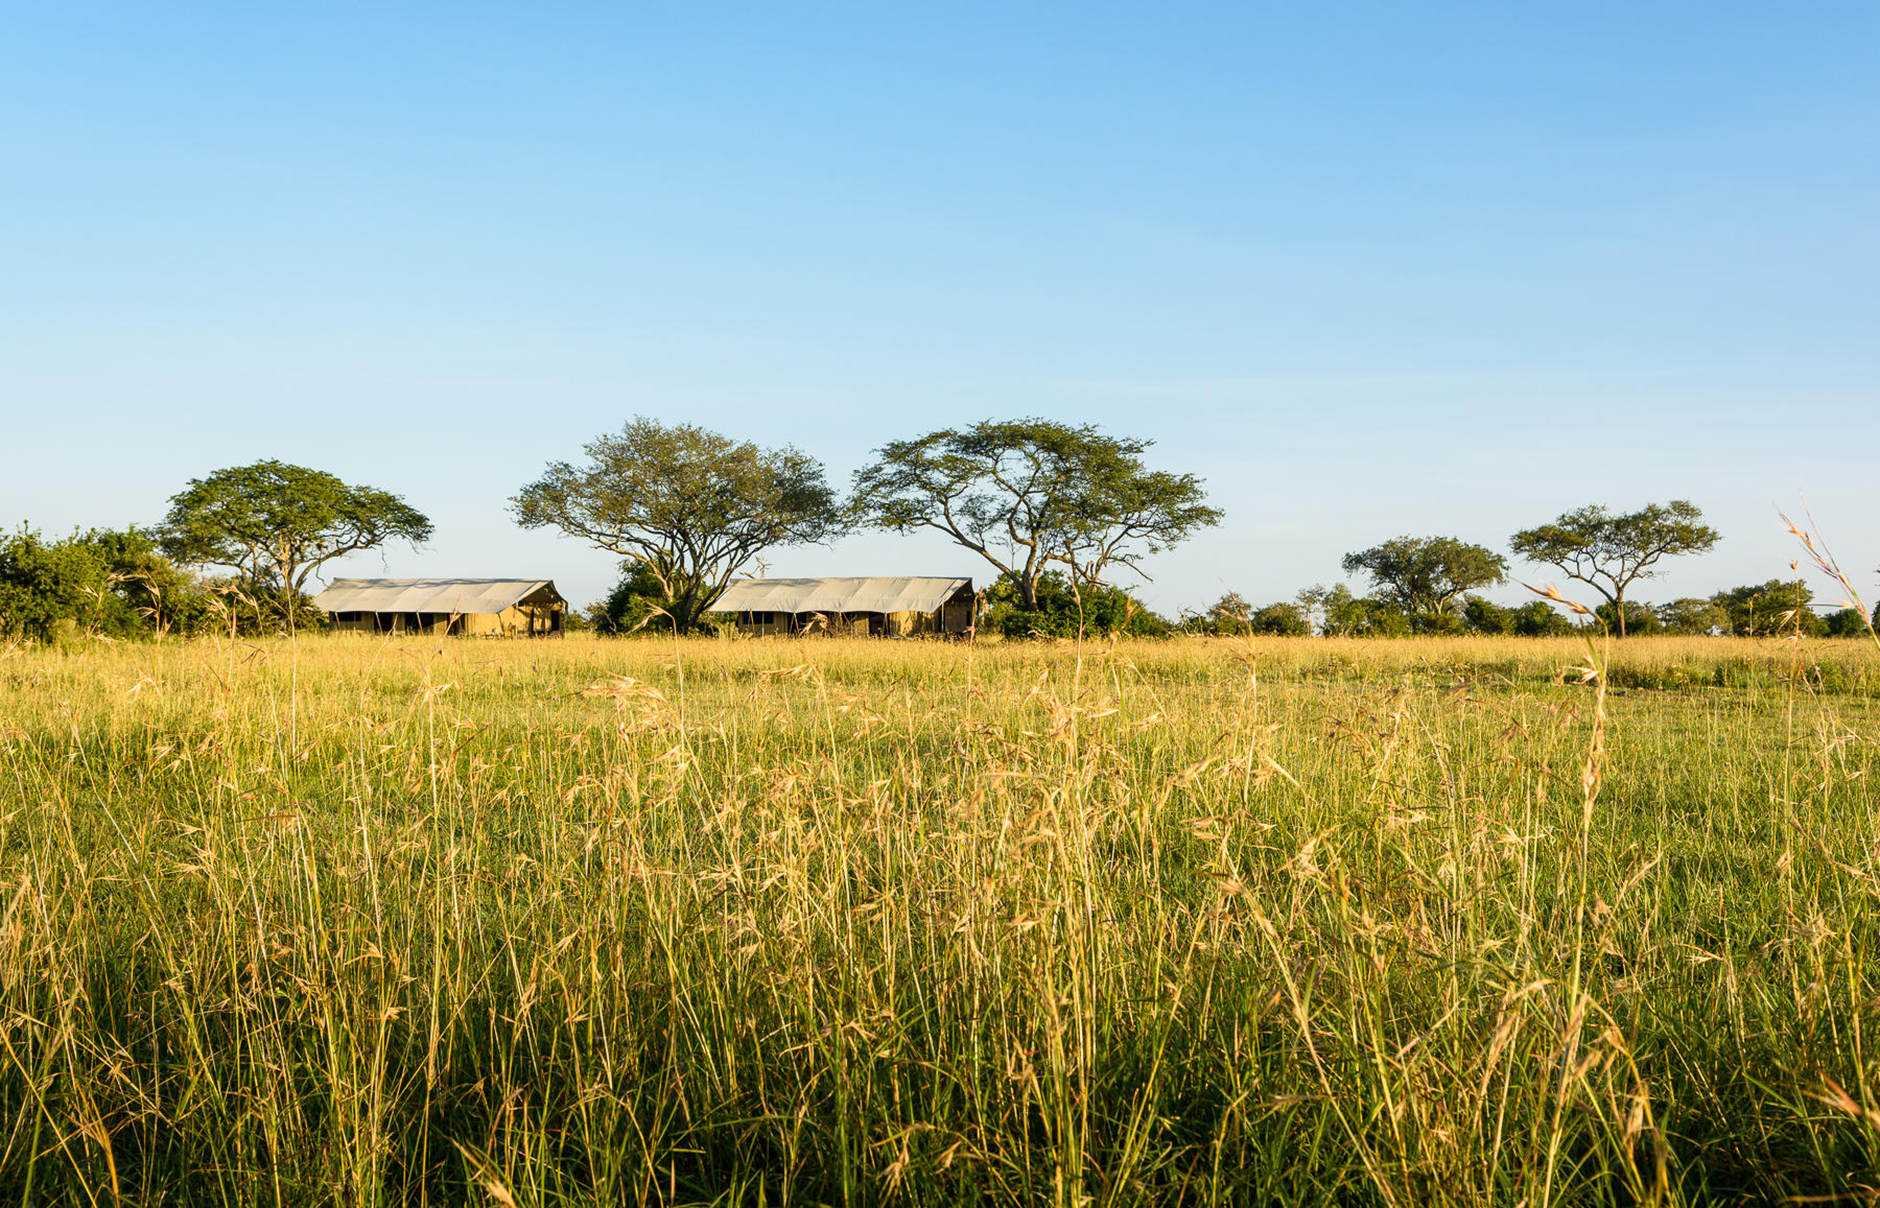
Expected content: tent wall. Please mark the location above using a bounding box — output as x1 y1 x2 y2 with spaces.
328 602 563 636
941 597 974 633
734 601 971 637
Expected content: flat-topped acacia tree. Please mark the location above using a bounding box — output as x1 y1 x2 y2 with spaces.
1510 501 1720 636
156 460 432 613
511 418 841 634
1340 536 1508 630
848 418 1221 612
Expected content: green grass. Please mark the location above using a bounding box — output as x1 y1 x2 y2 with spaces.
1 631 1877 1205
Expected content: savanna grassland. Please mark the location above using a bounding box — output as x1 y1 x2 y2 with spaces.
3 632 1879 1206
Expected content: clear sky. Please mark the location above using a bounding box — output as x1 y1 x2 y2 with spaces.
4 3 1876 617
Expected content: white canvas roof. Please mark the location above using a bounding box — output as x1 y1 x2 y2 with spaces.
714 576 972 615
311 578 562 615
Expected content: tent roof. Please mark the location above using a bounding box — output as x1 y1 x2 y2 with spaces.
714 577 973 615
310 578 563 615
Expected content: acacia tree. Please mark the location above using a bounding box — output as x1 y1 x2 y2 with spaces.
1509 501 1719 636
848 418 1221 611
511 418 840 634
1341 536 1507 628
157 460 432 612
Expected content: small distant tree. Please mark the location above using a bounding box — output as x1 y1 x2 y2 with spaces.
1341 536 1507 630
849 419 1220 613
1711 580 1824 637
1512 600 1577 636
1656 597 1728 636
1179 591 1250 634
513 418 841 635
1352 598 1413 637
1468 597 1575 636
1248 602 1312 636
1294 584 1334 635
1462 596 1516 635
1303 583 1411 637
157 460 432 619
1208 591 1251 628
1823 607 1871 638
1594 600 1661 636
1306 583 1357 636
1510 501 1719 636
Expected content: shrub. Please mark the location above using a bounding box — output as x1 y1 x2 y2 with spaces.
983 571 1170 638
588 564 677 635
1248 602 1311 636
1823 608 1873 639
1462 596 1517 635
0 526 214 642
1178 594 1308 637
1511 600 1576 636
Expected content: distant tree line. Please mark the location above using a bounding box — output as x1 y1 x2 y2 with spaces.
3 417 1876 644
1183 507 1874 639
1176 577 1874 639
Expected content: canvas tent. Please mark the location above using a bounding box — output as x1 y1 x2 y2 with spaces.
311 578 567 636
714 577 975 637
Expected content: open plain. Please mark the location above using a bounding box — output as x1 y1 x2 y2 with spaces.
3 633 1878 1204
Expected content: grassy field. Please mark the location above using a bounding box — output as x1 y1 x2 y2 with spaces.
2 631 1878 1205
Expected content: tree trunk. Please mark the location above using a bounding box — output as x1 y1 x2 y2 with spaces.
673 586 700 635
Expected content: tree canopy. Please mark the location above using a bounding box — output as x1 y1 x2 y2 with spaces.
1509 501 1719 636
511 418 840 634
157 460 432 613
1654 597 1729 636
848 418 1220 612
1340 536 1507 628
1711 578 1819 637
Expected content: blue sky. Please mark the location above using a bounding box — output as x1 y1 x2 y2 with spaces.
4 4 1876 616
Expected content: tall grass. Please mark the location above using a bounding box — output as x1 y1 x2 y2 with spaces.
1 632 1877 1204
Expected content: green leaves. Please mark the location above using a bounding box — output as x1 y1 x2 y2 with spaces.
850 418 1221 611
1510 501 1720 636
511 418 840 633
157 460 433 606
1339 536 1508 625
1710 578 1820 637
0 526 207 641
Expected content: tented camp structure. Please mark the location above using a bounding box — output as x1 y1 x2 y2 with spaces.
714 577 975 637
311 579 567 636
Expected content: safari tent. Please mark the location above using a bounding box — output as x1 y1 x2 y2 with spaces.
714 576 975 637
311 578 567 636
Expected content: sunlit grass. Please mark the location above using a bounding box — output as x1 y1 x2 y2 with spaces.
1 632 1877 1204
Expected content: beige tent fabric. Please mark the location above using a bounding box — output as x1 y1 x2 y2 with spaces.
311 578 560 615
713 577 972 615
